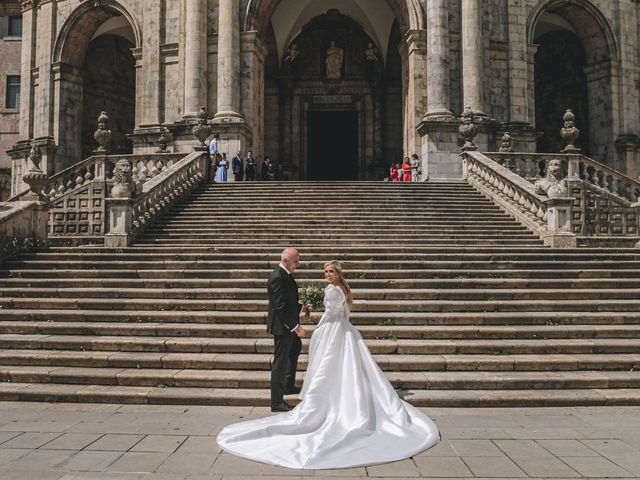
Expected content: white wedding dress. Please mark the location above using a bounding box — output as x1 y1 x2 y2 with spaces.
216 284 440 469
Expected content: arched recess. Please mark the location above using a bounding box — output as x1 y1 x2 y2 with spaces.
52 1 141 167
244 0 424 179
529 0 619 165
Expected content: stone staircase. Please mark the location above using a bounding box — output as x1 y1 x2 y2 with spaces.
1 181 640 407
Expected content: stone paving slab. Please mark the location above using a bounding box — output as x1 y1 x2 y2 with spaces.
0 402 640 478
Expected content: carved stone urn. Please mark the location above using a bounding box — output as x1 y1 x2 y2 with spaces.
192 106 211 148
22 143 48 201
560 109 580 153
499 132 513 152
459 106 478 151
111 158 134 198
94 111 112 153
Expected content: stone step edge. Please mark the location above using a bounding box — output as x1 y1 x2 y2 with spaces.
2 366 640 390
0 383 639 407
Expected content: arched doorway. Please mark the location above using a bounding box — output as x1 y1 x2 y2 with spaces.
248 0 420 180
53 3 139 170
530 0 617 166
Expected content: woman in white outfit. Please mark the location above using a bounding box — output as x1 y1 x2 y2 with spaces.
216 260 440 470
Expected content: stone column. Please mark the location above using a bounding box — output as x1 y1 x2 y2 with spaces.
214 0 244 121
183 0 208 118
461 0 486 116
403 30 428 156
423 0 453 119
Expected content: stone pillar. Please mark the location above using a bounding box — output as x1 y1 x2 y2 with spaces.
423 0 453 119
141 0 162 124
214 0 244 122
18 6 35 140
240 32 267 159
402 30 428 157
183 0 208 118
461 0 486 117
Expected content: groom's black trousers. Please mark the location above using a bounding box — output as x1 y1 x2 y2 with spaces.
271 333 302 405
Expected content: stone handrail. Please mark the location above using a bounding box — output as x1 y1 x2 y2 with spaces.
488 152 640 205
9 153 186 203
105 152 207 247
463 151 576 247
486 152 640 243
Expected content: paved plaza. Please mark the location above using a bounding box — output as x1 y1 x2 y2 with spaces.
0 403 638 479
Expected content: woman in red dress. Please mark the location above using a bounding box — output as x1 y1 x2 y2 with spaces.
390 164 400 182
402 157 412 182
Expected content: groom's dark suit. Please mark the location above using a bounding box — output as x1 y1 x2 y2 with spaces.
267 265 303 406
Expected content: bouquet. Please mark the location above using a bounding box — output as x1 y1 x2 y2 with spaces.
299 284 325 310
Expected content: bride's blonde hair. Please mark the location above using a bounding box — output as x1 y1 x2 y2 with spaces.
324 260 353 305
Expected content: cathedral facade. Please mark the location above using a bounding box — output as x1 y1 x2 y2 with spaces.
5 0 640 194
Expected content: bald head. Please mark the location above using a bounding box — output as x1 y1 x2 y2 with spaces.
280 248 301 273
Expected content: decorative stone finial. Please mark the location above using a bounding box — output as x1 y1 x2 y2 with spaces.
560 109 580 153
22 143 48 201
94 111 112 153
459 106 478 151
158 134 168 152
111 158 134 198
499 132 513 152
192 106 212 148
534 159 568 198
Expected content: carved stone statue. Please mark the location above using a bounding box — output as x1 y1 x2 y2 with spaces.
284 43 299 63
535 159 568 199
111 158 134 198
325 41 344 79
365 42 379 63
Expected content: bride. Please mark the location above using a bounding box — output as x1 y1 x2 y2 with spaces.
216 260 440 470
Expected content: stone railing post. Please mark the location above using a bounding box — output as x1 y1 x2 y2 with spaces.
105 158 135 248
542 197 576 248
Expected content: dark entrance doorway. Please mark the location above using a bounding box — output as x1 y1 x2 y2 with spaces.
307 111 359 180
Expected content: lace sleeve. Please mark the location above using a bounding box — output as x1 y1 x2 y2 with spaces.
323 284 344 316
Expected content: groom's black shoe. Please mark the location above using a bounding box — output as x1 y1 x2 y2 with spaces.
284 386 301 395
271 402 292 413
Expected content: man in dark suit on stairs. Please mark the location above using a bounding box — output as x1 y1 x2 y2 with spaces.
267 247 313 412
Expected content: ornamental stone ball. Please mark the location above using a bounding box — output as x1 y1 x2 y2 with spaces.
534 159 568 199
94 111 112 153
111 158 134 198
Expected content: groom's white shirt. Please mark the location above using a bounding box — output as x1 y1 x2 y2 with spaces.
278 263 299 332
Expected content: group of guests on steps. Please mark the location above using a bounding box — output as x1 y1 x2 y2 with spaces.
209 134 283 183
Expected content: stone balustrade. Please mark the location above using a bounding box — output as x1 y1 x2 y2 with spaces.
105 152 208 247
485 152 640 244
463 151 576 248
7 153 187 240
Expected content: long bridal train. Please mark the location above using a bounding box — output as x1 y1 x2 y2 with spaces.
217 284 440 470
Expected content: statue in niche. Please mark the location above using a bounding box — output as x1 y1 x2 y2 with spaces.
365 42 379 63
284 43 300 64
325 40 344 79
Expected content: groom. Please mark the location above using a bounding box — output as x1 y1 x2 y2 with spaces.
267 247 312 412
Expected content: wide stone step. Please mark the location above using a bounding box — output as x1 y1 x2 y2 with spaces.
1 334 639 355
0 382 638 406
1 350 639 372
6 268 640 280
2 309 639 326
2 321 640 340
1 366 639 391
2 297 639 312
2 287 639 301
4 277 640 290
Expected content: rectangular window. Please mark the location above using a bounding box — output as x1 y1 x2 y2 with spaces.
8 16 22 37
6 75 20 109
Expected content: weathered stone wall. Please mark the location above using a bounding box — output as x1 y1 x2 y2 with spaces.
7 0 640 186
0 0 21 200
